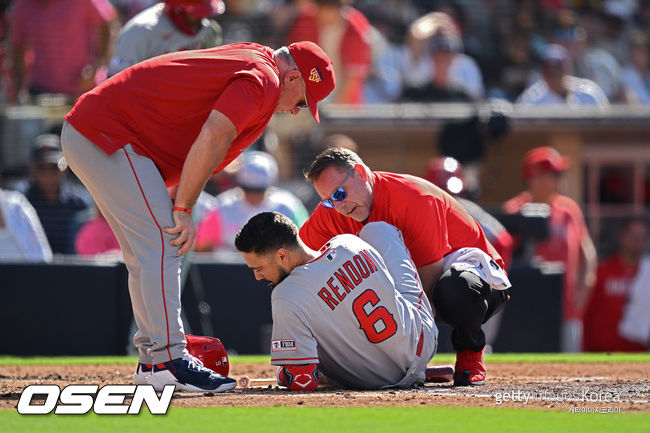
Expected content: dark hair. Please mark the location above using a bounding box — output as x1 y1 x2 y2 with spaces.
235 212 300 254
304 147 363 183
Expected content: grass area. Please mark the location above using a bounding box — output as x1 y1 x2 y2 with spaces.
484 352 650 363
0 352 649 366
1 406 648 433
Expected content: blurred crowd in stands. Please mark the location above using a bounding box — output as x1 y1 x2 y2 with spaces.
0 0 648 352
1 0 650 105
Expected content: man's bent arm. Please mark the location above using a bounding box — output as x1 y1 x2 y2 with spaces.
165 110 237 255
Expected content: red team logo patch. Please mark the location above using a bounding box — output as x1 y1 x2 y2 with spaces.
309 67 322 83
272 340 297 352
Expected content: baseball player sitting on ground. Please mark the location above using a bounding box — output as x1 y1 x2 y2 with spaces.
235 212 438 390
300 147 511 386
61 41 335 393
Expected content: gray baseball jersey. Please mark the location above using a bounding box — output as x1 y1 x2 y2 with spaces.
108 3 222 77
270 222 438 389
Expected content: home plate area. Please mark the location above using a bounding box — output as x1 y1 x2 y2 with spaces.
1 362 648 411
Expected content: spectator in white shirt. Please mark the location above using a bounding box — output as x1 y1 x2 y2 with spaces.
400 11 484 102
0 188 52 262
517 44 609 109
195 151 309 252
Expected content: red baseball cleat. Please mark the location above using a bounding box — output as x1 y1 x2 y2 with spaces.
453 348 486 386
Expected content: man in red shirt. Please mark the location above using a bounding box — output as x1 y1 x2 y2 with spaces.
10 0 119 101
286 0 371 104
503 146 597 352
300 147 511 386
583 218 648 352
60 41 335 393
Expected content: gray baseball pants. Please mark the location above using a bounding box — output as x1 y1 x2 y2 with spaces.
61 121 187 364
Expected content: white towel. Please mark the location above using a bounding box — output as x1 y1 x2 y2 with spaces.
618 255 650 346
442 247 512 291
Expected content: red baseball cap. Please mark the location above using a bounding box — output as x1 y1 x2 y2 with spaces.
165 0 225 18
523 146 570 179
288 41 335 123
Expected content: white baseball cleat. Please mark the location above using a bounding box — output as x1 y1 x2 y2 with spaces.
133 363 152 385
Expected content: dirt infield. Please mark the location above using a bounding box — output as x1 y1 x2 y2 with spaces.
1 362 648 412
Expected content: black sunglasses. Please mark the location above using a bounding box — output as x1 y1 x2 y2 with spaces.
320 169 354 209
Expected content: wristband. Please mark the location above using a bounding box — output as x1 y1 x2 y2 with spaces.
173 206 192 214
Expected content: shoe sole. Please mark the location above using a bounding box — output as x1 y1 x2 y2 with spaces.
453 379 486 386
453 370 486 386
146 370 237 393
175 380 237 393
133 373 149 385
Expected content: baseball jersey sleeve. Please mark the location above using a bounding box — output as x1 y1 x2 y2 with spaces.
270 296 319 366
212 78 267 135
108 25 151 76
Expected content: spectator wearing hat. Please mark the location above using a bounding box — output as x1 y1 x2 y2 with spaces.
502 146 597 352
107 0 224 78
401 11 484 102
13 134 91 254
0 187 52 262
195 151 309 252
516 44 609 108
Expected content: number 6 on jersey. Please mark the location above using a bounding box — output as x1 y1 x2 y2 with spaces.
352 289 398 343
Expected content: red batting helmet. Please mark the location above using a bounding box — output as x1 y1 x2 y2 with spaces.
185 334 229 377
164 0 225 18
425 156 464 195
